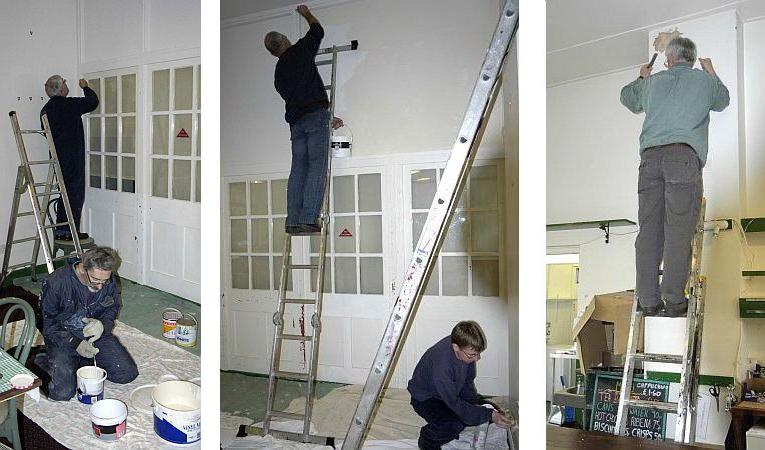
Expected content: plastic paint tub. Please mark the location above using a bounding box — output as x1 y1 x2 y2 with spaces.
152 380 201 444
77 366 107 404
175 315 197 347
90 399 127 441
331 134 352 158
162 308 183 338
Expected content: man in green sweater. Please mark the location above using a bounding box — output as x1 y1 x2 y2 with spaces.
620 36 729 317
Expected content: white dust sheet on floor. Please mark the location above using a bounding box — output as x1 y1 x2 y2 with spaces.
21 321 200 449
221 384 512 449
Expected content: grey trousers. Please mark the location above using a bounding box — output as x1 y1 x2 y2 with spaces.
635 144 703 308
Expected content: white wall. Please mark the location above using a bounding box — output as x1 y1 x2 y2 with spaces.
0 1 79 266
744 18 765 216
221 0 505 174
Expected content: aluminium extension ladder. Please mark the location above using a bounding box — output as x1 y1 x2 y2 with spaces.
613 198 707 443
238 39 359 447
342 2 518 448
1 112 85 286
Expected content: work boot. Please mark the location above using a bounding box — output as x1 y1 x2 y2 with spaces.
77 232 90 240
285 225 301 235
663 300 688 318
637 302 663 317
55 233 73 242
298 223 322 234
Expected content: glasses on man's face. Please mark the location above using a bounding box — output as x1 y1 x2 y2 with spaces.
85 270 109 287
460 348 481 360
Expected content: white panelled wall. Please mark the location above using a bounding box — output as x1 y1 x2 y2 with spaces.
221 0 514 397
547 9 765 446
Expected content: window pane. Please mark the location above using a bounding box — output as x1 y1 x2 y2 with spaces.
442 256 468 296
438 168 465 208
87 79 101 111
104 117 117 152
104 76 117 114
472 258 499 297
152 159 168 198
195 160 201 202
272 217 286 253
310 256 332 293
359 215 382 253
333 175 354 213
471 211 499 252
89 155 101 188
412 212 426 251
358 173 381 212
89 117 101 152
251 219 269 253
196 65 201 108
333 216 355 253
271 179 287 215
424 263 439 296
229 182 246 216
252 256 270 290
443 210 469 252
172 160 192 201
122 157 135 193
105 156 117 191
360 257 383 294
335 257 357 294
152 115 169 155
469 165 498 209
121 74 136 113
411 169 437 209
230 219 248 253
174 66 194 110
122 116 135 153
231 256 249 289
273 256 293 291
173 114 192 156
152 69 170 111
196 115 201 156
250 181 268 215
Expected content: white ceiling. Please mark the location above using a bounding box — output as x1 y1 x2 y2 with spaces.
221 0 298 20
547 0 765 86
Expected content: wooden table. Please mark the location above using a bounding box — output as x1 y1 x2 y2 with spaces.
731 401 765 449
547 426 713 449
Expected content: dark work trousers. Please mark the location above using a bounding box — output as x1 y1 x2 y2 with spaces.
411 398 466 450
287 108 329 226
41 334 138 401
635 144 703 309
56 159 85 236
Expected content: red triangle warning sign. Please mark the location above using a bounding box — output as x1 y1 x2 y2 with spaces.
339 228 352 237
176 128 189 138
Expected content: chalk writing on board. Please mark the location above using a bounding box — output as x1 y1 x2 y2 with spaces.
590 374 669 441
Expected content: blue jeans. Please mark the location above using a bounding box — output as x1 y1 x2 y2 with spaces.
288 108 329 226
411 398 466 449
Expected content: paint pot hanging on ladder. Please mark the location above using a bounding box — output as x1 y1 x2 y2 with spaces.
331 124 352 158
175 314 197 347
162 308 183 338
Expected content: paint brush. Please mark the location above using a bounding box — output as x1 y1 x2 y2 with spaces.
648 52 658 68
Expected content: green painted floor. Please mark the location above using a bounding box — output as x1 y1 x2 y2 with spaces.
12 271 200 356
220 371 346 423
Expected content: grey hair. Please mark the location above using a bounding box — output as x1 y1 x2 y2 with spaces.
666 37 697 64
81 246 117 272
264 31 287 56
45 75 65 98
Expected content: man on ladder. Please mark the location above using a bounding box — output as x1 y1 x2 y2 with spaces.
620 37 729 317
265 4 343 235
41 75 99 241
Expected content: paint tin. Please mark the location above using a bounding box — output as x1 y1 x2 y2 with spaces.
162 308 183 338
77 366 107 404
331 127 352 158
175 314 197 347
152 380 201 444
90 399 127 441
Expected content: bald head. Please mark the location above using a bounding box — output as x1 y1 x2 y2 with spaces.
264 31 291 57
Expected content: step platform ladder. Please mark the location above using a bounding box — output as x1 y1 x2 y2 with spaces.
614 198 707 443
1 112 89 286
341 2 518 448
236 39 358 447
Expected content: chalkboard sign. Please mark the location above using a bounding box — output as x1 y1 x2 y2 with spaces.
589 372 669 440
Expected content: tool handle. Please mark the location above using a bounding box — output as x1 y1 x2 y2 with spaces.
648 52 658 68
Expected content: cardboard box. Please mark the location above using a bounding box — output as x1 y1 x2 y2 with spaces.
573 290 643 372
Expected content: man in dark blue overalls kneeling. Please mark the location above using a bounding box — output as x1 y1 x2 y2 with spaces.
37 246 138 400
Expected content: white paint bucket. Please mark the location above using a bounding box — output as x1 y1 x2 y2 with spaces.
175 314 197 347
90 399 127 441
162 308 183 338
331 126 352 158
77 366 107 404
152 380 201 444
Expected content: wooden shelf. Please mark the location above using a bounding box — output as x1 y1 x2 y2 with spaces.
546 219 636 232
740 298 765 318
743 271 765 277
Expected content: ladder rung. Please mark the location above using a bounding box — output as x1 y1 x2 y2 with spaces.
16 212 35 217
11 236 39 245
42 223 69 230
19 130 45 135
279 333 312 342
625 399 678 413
34 183 57 188
269 411 305 421
52 255 73 262
287 264 319 270
631 353 683 364
316 59 333 66
324 85 332 90
274 370 309 381
33 191 60 197
27 160 55 166
7 262 33 271
283 298 315 305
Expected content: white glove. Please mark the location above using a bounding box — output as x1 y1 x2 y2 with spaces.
82 318 104 343
76 339 100 358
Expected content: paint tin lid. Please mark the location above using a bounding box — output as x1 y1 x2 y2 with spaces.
176 317 195 326
10 374 33 389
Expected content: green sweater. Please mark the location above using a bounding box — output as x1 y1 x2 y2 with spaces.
620 62 729 167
